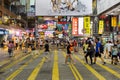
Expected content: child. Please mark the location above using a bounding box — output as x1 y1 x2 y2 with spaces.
111 45 118 65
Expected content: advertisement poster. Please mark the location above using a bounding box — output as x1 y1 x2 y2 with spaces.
98 20 104 34
84 17 90 35
78 17 83 35
111 16 117 27
45 20 56 30
72 17 78 35
35 0 92 16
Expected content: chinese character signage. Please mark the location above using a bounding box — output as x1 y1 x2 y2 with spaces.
98 20 104 34
84 17 90 35
72 18 78 35
78 17 83 35
111 16 117 27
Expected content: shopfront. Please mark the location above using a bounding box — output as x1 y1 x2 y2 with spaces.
0 28 9 42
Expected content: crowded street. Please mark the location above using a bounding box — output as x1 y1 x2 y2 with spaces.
0 44 120 80
0 0 120 80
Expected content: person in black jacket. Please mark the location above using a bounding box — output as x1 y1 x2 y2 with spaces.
65 41 74 64
85 41 95 64
44 40 50 62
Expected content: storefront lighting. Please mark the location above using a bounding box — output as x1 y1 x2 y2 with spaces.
3 16 9 23
110 13 114 15
16 31 20 36
9 29 15 34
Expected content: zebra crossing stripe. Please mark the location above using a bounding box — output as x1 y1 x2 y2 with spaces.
100 59 120 69
6 52 43 80
69 64 79 80
96 63 120 78
62 52 83 80
52 50 59 80
0 54 30 72
27 57 46 80
74 55 106 80
71 64 83 80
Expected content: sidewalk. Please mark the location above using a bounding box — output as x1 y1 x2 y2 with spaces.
0 47 30 67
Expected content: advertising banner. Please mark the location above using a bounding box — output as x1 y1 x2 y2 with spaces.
84 17 90 35
98 20 104 34
72 17 78 35
35 0 92 16
111 16 117 27
78 17 83 35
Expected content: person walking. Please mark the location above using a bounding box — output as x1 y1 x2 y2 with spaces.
65 41 74 64
104 41 113 59
93 38 106 64
19 39 23 50
44 40 50 62
85 41 95 65
15 38 19 50
111 45 118 65
8 41 14 57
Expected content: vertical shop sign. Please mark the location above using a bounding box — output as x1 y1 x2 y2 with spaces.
84 17 90 35
78 17 83 35
72 18 78 35
98 20 104 34
111 16 117 27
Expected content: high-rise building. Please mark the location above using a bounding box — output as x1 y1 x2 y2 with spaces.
0 0 27 28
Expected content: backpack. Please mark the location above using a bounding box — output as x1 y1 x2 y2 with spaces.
70 46 74 51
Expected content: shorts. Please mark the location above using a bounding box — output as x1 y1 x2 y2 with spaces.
95 52 101 57
111 55 117 60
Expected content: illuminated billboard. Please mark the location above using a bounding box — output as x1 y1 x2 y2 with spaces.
72 17 78 35
78 17 83 35
35 0 92 16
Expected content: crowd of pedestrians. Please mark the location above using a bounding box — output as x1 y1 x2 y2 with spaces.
65 37 120 65
0 37 120 65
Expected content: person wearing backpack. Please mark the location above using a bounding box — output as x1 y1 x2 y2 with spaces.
85 41 95 64
93 38 106 64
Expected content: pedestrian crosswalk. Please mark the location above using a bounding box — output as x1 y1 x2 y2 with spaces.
0 49 120 80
